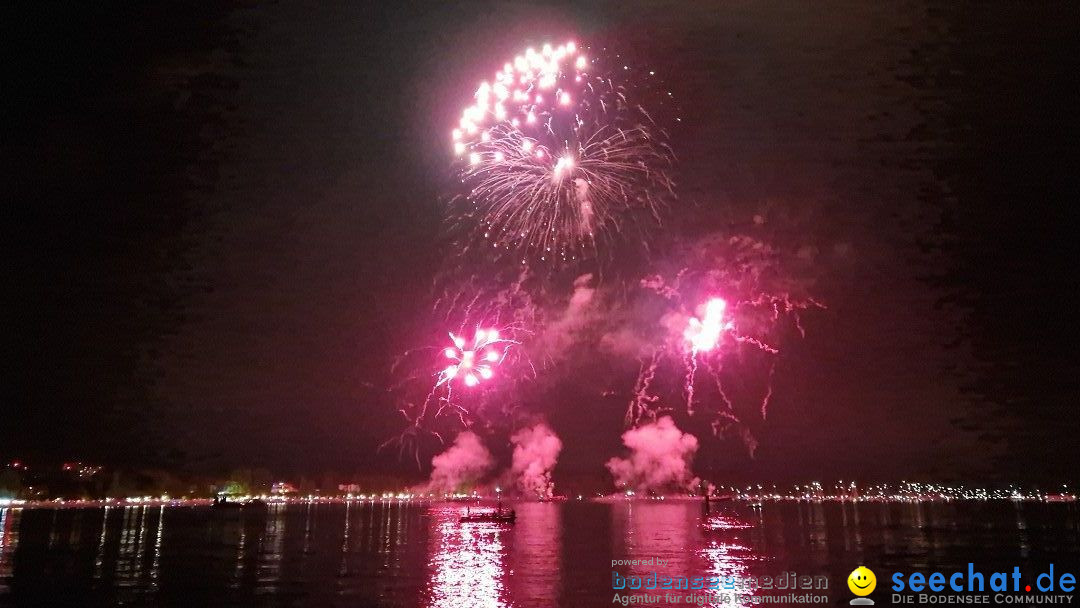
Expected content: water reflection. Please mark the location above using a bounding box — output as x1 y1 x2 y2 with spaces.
839 501 863 552
93 506 109 579
699 507 755 607
116 505 153 589
426 505 509 608
257 503 285 591
614 501 697 573
232 513 247 586
0 501 1077 607
0 509 19 594
347 500 428 606
609 501 759 608
1015 502 1031 557
507 502 561 608
338 500 351 577
150 505 164 590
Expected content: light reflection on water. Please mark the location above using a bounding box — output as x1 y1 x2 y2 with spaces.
0 501 1078 607
614 501 760 607
507 503 561 607
0 509 18 594
702 508 757 607
422 502 564 608
426 505 509 608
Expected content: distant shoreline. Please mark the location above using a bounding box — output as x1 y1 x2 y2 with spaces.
3 491 1076 510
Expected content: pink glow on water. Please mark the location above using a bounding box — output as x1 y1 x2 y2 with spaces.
428 508 510 608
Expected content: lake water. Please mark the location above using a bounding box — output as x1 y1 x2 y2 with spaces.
2 500 1079 606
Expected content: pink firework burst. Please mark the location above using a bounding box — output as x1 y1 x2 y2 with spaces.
450 40 676 264
438 327 510 388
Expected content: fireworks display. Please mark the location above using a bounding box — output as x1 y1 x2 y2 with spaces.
450 41 676 264
383 38 820 482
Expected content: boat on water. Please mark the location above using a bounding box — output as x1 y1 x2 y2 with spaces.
211 495 267 510
459 505 516 523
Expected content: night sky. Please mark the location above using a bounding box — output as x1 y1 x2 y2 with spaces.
6 2 1080 483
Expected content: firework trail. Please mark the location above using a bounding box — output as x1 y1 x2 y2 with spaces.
450 41 676 265
625 349 662 427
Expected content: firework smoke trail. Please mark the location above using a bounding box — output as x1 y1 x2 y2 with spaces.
684 351 697 416
704 358 735 417
450 41 676 264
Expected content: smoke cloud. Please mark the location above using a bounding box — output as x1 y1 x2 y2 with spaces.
510 423 562 499
426 431 493 493
535 274 597 358
606 416 699 493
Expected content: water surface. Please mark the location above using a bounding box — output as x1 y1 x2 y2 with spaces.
2 500 1079 606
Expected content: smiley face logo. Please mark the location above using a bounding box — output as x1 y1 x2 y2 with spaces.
848 566 876 596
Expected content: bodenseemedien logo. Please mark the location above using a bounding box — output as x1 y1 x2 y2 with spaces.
848 566 876 605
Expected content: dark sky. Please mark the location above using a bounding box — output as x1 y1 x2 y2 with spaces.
5 2 1079 483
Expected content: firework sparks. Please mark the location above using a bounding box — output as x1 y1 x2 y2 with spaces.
379 324 523 467
621 262 822 457
437 327 509 388
450 41 676 263
682 297 733 414
684 298 733 353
